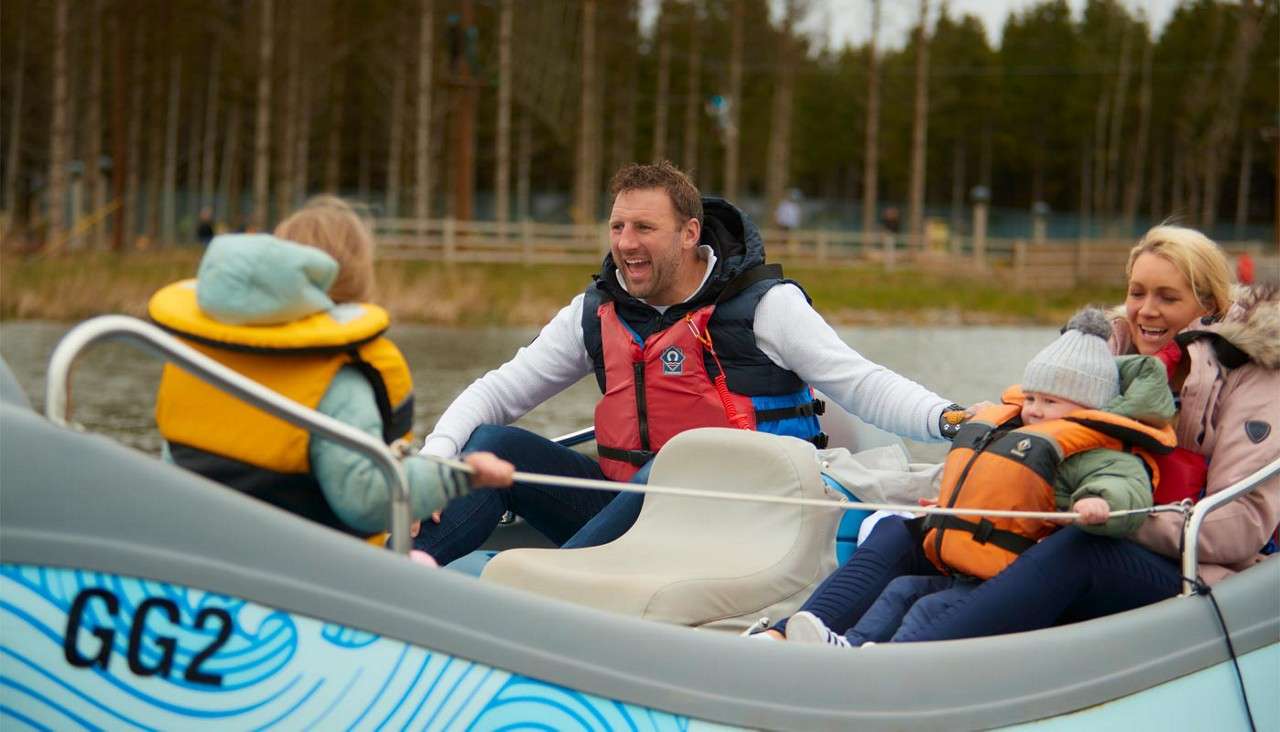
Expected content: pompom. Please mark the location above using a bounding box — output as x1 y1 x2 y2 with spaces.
1065 307 1112 340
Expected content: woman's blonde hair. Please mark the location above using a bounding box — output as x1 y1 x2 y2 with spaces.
273 195 375 303
1125 225 1233 318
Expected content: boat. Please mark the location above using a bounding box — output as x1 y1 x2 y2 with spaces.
1 315 1276 730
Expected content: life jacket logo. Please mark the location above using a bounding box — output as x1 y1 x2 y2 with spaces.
661 346 685 375
1010 438 1032 459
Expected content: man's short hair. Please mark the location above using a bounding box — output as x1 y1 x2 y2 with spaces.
609 161 703 225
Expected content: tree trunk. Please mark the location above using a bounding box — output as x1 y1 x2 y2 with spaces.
682 1 701 173
162 56 181 245
324 0 346 194
252 0 274 231
1121 35 1153 235
3 22 25 219
766 0 800 228
652 9 671 162
949 143 965 235
494 0 511 222
277 3 301 218
722 0 743 201
218 75 243 229
48 0 70 252
387 28 406 219
357 112 371 200
516 105 531 221
109 9 128 250
86 0 105 248
295 70 312 205
201 45 222 213
1200 0 1262 230
1103 22 1133 228
448 0 477 220
1234 134 1253 240
1147 140 1164 221
145 35 167 241
1078 137 1091 238
906 0 930 251
184 72 203 233
414 0 434 220
124 26 146 246
1090 88 1109 231
860 0 880 243
573 0 600 224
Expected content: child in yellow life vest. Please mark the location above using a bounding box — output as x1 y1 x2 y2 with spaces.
758 308 1176 647
151 196 513 547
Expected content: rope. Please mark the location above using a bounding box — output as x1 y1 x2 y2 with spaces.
426 455 1191 522
1184 575 1257 732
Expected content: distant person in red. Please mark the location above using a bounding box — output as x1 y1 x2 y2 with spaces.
1237 252 1255 285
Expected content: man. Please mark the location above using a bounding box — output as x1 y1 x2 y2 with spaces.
417 161 962 565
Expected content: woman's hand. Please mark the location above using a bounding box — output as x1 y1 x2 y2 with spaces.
918 496 939 508
1071 497 1110 525
464 451 515 488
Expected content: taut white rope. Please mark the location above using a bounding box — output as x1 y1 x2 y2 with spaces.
427 455 1189 522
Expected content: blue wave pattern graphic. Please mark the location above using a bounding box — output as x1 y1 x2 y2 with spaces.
0 564 732 730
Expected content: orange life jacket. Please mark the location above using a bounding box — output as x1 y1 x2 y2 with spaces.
923 386 1177 580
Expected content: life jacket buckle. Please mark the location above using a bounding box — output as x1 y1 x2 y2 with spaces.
972 518 995 545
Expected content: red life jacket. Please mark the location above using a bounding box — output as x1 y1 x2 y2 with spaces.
593 301 820 481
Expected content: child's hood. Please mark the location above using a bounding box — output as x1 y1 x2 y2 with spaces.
1104 355 1176 427
196 234 338 325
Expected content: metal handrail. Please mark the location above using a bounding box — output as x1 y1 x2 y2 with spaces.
45 315 413 554
1181 456 1280 596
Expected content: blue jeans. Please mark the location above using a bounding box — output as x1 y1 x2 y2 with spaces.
892 526 1183 642
846 575 977 645
412 425 620 565
775 515 938 635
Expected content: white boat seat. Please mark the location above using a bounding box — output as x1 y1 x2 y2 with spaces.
481 427 844 631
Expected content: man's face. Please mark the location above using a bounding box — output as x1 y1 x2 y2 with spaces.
608 188 700 305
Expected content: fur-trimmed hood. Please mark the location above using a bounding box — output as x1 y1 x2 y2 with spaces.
1105 284 1280 370
1214 284 1280 370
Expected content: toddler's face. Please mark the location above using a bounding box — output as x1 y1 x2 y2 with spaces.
1020 391 1089 425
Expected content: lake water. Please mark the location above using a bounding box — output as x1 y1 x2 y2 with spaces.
0 320 1058 462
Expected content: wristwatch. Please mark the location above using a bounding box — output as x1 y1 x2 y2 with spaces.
939 403 966 440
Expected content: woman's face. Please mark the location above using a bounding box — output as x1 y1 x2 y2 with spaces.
1125 253 1209 355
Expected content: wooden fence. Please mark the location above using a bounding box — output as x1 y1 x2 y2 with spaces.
373 218 1275 290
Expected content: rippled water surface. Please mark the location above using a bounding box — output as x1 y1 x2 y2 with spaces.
0 320 1057 462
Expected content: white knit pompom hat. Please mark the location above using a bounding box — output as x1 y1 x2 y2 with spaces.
1022 308 1120 409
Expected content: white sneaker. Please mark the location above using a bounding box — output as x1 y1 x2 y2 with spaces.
785 611 851 648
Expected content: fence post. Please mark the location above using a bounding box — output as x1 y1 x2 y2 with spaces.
1013 239 1027 290
519 217 535 266
1074 238 1088 286
443 217 457 263
816 230 828 264
883 232 896 271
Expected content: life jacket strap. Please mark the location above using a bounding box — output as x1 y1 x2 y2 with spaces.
597 444 656 467
923 514 1038 556
754 398 825 424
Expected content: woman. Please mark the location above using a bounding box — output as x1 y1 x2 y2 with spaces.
887 225 1279 642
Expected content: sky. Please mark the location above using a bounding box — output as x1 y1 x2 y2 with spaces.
805 0 1181 50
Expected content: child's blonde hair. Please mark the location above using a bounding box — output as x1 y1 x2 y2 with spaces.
274 195 375 303
1125 225 1233 318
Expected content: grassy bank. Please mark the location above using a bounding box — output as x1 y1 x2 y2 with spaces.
1 251 1125 326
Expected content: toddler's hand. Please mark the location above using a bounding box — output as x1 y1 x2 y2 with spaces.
1072 497 1110 525
918 496 939 507
464 451 515 488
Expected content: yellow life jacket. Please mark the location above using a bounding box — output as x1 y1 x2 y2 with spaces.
149 280 414 536
922 386 1177 580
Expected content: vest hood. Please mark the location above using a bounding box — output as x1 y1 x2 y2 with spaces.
1107 354 1177 427
592 196 766 310
197 234 338 325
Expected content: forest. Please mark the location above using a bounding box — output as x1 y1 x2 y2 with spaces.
1 0 1276 254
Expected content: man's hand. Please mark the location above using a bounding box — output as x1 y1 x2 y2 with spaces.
464 451 515 488
1071 497 1110 525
